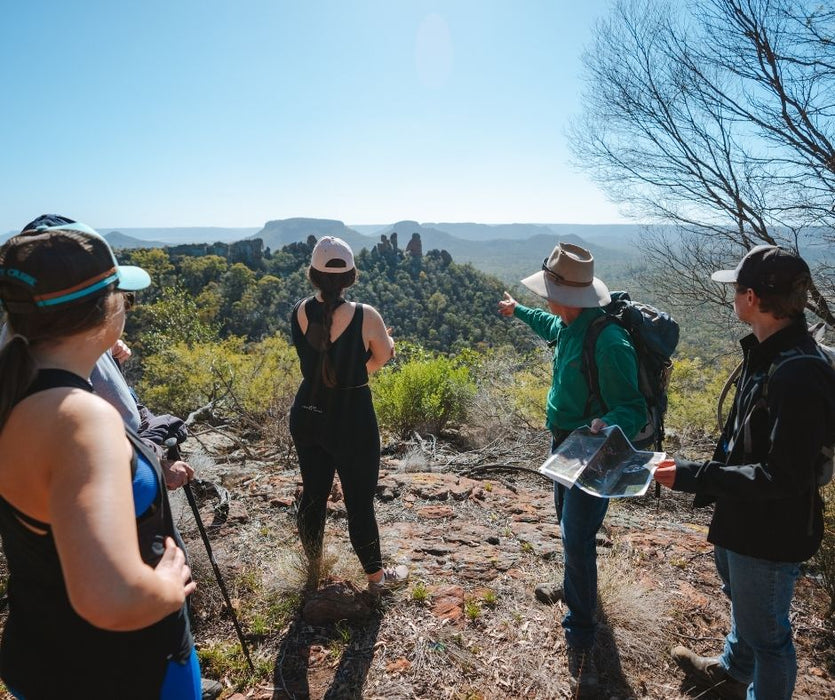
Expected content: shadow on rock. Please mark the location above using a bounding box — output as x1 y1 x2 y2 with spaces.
272 580 382 700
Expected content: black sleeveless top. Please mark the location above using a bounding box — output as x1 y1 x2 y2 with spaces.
291 297 371 390
0 369 192 699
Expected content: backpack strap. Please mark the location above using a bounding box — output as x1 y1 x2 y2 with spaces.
739 349 821 458
763 346 831 399
581 315 617 417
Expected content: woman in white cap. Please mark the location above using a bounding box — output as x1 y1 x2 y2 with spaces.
289 236 407 591
0 220 200 699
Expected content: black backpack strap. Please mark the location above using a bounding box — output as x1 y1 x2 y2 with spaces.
581 315 617 417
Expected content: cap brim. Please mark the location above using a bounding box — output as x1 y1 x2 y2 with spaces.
116 265 151 291
520 270 611 307
711 269 737 283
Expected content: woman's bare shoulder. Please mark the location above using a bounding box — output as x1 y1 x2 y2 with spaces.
11 388 124 444
359 303 385 324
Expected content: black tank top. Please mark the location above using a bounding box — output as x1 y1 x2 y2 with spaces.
0 369 192 699
291 297 371 390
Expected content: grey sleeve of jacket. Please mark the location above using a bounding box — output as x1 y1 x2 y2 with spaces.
90 353 143 432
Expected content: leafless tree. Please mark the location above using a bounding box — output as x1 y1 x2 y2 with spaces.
572 0 834 325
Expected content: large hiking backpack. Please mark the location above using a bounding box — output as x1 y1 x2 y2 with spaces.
718 322 835 487
581 291 680 451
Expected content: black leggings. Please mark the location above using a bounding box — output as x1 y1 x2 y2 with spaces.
290 385 383 575
293 441 383 574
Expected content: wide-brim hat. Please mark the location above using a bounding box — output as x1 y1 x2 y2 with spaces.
521 242 610 308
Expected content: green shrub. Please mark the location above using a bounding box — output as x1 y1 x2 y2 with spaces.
411 580 430 603
137 334 299 423
461 346 549 437
126 283 218 358
666 356 738 439
372 355 476 437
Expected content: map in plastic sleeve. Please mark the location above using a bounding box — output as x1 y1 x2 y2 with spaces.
538 425 665 498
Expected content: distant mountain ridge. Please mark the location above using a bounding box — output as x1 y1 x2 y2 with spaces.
99 226 260 245
69 218 647 251
105 231 169 249
253 218 372 252
87 217 649 286
427 222 562 241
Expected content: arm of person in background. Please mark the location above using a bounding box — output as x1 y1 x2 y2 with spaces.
110 339 132 364
93 344 195 490
45 393 195 631
138 413 195 489
364 304 395 374
498 291 561 343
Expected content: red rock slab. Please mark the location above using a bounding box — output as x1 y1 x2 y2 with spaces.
387 472 478 501
269 496 295 508
416 505 455 519
674 579 710 609
431 597 464 622
429 584 465 600
386 658 412 673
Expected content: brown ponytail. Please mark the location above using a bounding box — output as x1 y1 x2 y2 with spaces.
0 335 37 432
307 267 357 388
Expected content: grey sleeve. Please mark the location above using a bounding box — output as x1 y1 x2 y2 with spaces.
90 353 142 432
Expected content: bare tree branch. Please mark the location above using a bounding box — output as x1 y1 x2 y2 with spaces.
572 0 835 326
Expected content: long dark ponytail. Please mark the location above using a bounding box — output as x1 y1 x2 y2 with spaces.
308 267 357 388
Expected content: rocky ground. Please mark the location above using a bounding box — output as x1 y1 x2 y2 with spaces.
0 425 831 699
162 428 835 700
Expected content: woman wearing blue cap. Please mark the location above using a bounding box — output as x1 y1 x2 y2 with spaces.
0 219 200 699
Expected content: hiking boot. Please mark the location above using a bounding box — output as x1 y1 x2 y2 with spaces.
671 645 747 700
368 565 410 594
566 646 599 691
201 677 223 700
534 582 564 605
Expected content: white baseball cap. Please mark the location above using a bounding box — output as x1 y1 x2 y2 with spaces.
310 236 355 272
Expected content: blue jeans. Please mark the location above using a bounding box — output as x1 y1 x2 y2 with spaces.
714 546 801 700
555 482 609 650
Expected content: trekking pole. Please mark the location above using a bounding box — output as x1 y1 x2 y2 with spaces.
164 438 255 673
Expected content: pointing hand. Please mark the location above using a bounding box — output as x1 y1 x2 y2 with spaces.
498 291 517 317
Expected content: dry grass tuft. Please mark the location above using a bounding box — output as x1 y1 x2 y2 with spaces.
597 552 671 663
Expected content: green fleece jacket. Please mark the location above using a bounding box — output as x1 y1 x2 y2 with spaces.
513 304 647 440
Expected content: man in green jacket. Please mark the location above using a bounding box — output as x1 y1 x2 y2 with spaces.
499 242 646 690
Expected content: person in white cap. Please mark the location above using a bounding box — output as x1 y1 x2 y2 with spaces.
499 242 646 690
289 236 408 591
655 245 835 700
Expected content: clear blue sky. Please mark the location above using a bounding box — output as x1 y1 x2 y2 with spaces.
0 0 628 231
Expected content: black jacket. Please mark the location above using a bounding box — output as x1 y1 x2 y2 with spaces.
674 318 835 562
